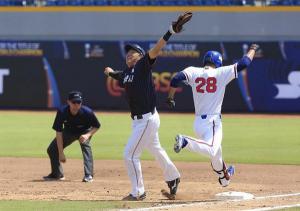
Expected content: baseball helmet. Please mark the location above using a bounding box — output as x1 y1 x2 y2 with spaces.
125 43 145 56
203 51 223 68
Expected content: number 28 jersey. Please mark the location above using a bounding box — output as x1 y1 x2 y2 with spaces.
182 64 237 115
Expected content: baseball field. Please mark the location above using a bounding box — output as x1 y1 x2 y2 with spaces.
0 111 299 210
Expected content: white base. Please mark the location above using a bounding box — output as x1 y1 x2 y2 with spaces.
215 191 254 200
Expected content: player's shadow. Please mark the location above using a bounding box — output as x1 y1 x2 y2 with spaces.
29 179 72 182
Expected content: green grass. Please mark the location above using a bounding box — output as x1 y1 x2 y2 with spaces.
0 200 150 211
0 111 299 210
0 111 299 164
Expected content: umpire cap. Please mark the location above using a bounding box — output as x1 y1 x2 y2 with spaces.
68 91 83 103
125 44 145 56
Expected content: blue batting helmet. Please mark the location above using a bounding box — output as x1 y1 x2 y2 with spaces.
203 51 223 68
125 43 145 56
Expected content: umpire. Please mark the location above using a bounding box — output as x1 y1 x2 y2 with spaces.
43 91 100 182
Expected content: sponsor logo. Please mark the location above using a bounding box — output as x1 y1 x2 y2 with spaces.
106 71 183 97
0 69 9 94
149 43 200 58
84 43 104 58
0 42 42 56
274 71 300 99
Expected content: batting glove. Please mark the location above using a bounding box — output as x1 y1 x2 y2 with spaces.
166 98 176 108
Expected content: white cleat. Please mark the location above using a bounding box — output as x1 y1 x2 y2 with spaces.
174 134 184 153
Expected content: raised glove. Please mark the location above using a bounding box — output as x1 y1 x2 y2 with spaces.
249 44 260 52
170 12 193 34
166 98 175 108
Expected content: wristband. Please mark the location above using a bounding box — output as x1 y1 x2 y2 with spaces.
163 30 172 42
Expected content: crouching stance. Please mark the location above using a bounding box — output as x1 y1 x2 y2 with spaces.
44 91 100 182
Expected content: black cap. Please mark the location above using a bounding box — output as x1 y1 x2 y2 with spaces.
125 44 145 56
68 91 83 103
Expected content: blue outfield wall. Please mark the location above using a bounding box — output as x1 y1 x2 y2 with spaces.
0 40 299 112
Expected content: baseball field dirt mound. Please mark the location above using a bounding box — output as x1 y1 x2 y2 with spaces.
0 157 299 210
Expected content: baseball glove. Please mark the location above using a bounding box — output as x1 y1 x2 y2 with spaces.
171 12 193 33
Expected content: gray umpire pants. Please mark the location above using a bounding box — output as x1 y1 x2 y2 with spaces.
47 131 94 177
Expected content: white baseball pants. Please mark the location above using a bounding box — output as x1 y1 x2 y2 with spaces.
183 114 224 172
124 109 180 197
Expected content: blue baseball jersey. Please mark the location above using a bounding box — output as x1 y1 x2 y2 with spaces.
52 105 100 134
118 53 157 116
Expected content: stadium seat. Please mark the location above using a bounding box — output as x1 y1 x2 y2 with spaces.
202 0 218 5
67 0 82 6
81 0 95 5
281 0 293 5
190 0 203 5
123 0 135 5
242 0 255 5
176 0 190 5
218 0 232 5
148 0 161 5
0 0 9 6
268 0 280 5
94 0 108 5
159 0 176 6
45 0 57 6
294 0 300 5
134 0 149 5
230 0 244 5
56 0 67 5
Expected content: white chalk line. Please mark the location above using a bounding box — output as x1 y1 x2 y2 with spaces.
118 192 300 211
243 203 300 211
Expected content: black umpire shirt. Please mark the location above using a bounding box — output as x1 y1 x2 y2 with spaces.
115 53 156 116
52 105 101 134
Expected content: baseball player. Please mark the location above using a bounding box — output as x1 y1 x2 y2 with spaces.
43 91 101 182
103 12 192 200
166 44 259 187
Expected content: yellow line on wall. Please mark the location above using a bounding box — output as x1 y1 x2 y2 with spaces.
0 6 299 12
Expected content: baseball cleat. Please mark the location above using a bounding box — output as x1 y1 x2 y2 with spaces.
43 173 65 181
174 134 184 153
82 175 93 183
167 177 180 195
122 192 146 201
227 165 235 177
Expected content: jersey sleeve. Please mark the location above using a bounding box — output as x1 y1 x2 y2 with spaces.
52 109 64 132
135 53 155 73
182 67 194 86
89 112 101 129
217 64 238 85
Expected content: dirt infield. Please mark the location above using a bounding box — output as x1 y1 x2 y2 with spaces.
0 157 299 210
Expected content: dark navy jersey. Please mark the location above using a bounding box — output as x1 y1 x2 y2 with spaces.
118 53 156 116
52 105 101 134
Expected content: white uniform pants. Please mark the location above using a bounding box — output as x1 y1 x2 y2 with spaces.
124 110 180 197
183 114 224 171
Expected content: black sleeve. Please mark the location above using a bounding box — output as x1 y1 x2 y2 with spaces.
109 71 123 80
52 110 64 132
89 112 101 129
139 53 156 73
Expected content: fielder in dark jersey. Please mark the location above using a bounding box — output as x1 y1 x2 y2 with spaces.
43 91 100 182
104 12 192 201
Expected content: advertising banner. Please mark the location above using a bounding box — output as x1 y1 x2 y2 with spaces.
0 40 299 112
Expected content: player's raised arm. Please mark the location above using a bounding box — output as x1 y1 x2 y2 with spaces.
148 12 192 59
236 44 259 72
